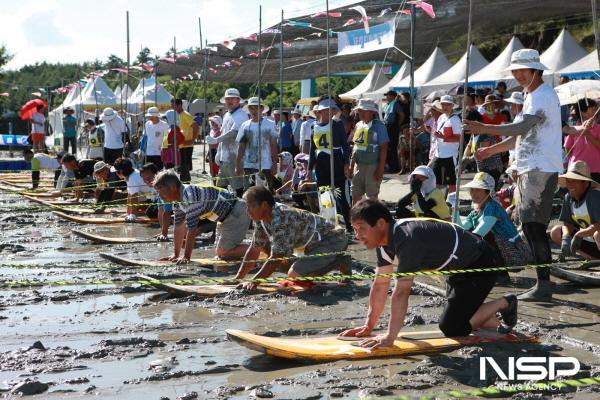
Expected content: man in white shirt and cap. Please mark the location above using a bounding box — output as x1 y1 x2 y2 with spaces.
464 49 563 301
206 88 248 197
432 95 461 194
143 106 170 170
101 107 128 165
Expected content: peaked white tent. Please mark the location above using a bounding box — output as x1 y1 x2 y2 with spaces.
540 29 588 73
392 47 452 90
469 36 524 85
77 77 118 112
119 84 133 102
362 60 411 99
113 85 122 97
557 50 600 79
421 45 489 96
340 64 391 99
127 76 173 114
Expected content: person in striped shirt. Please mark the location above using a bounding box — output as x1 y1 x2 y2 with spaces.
153 170 256 264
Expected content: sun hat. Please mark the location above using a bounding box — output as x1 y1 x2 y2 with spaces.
220 88 243 103
63 106 74 113
145 106 161 118
464 171 496 193
243 97 270 113
505 49 548 71
294 153 309 163
353 99 379 113
481 94 499 107
93 161 109 174
383 90 397 97
315 98 339 111
427 100 444 113
504 92 524 105
292 107 302 115
439 95 458 107
100 107 117 122
558 160 600 188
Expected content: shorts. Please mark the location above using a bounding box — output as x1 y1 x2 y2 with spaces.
351 162 380 198
292 229 349 276
216 162 243 191
31 133 45 143
215 200 250 250
516 170 558 225
432 156 456 186
438 243 500 337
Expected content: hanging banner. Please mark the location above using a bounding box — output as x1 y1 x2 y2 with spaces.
337 17 396 56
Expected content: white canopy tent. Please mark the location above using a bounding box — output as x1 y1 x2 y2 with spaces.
339 64 391 99
557 50 600 79
469 36 524 87
392 46 452 90
540 29 588 74
126 76 173 115
421 45 489 97
76 77 118 112
362 60 410 99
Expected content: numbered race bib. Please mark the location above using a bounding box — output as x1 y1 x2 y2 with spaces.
313 130 332 154
353 126 369 152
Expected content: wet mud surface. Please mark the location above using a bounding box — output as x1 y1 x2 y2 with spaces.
0 189 599 399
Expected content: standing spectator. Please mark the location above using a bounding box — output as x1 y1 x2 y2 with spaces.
464 49 563 301
432 95 461 193
101 107 127 165
171 98 199 183
291 108 303 156
278 111 294 154
423 100 443 167
348 99 389 205
495 81 508 99
82 119 104 160
299 106 317 154
234 97 278 191
206 88 248 197
397 92 412 174
382 90 401 173
143 107 169 170
207 115 222 177
62 107 78 154
30 104 46 151
563 98 600 183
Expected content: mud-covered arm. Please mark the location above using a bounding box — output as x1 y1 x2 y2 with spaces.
465 114 542 137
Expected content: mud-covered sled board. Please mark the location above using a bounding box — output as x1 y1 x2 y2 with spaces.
99 252 247 268
22 195 86 206
53 211 156 224
24 195 124 214
137 275 307 297
551 260 600 286
72 229 159 244
226 329 538 361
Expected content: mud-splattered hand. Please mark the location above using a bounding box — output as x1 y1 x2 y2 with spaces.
338 325 372 338
154 234 169 242
237 282 258 292
463 119 483 134
358 334 395 349
475 147 494 161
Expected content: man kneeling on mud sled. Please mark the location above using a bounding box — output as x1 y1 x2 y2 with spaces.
235 186 351 291
340 199 517 348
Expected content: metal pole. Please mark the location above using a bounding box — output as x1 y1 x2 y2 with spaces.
258 5 262 175
592 0 600 70
326 0 336 226
125 10 130 123
409 3 416 172
453 0 473 220
279 10 284 117
199 18 208 175
173 36 179 169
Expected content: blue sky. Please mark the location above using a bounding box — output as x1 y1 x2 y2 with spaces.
0 0 358 70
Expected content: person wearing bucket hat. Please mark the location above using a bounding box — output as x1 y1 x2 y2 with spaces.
431 95 462 193
101 107 128 165
463 48 562 301
348 99 389 205
455 172 533 281
422 100 444 165
395 165 450 220
62 106 78 154
234 97 278 191
143 107 169 170
308 97 353 232
551 161 600 261
299 105 317 153
206 88 248 197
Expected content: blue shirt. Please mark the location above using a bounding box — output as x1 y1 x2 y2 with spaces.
63 115 77 138
278 122 294 149
465 199 520 241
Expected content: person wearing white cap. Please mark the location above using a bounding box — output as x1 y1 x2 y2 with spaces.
395 165 450 220
307 97 352 232
422 100 443 166
206 88 248 197
142 106 169 170
551 161 600 261
299 105 317 154
463 48 563 301
455 172 532 278
348 99 389 205
235 97 278 191
432 95 461 193
100 107 128 165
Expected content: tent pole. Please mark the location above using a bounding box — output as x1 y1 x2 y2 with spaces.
408 3 416 172
592 0 600 69
326 0 337 227
258 5 263 177
126 10 130 122
199 18 208 175
453 0 473 220
280 10 284 117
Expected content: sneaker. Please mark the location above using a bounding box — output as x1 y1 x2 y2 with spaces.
500 294 518 328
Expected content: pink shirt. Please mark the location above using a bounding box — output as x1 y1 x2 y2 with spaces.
564 124 600 173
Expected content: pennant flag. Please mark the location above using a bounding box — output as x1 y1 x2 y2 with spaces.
379 8 392 17
282 41 292 48
31 92 42 97
399 9 411 15
223 61 231 67
208 67 217 73
260 46 272 53
293 37 307 41
312 11 342 18
111 68 129 73
408 1 436 18
285 21 312 28
161 56 176 63
248 51 260 58
343 18 356 27
262 28 281 34
142 63 154 72
232 60 242 66
0 92 9 97
222 40 237 50
240 33 258 41
38 88 47 93
350 5 370 33
176 53 190 59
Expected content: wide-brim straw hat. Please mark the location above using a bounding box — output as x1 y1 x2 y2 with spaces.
558 160 600 188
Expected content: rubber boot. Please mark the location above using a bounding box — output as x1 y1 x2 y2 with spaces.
517 279 552 302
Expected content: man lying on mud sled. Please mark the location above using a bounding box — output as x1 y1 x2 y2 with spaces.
340 199 517 348
235 186 351 291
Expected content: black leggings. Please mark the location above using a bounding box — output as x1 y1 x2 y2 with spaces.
522 222 551 280
438 243 500 337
